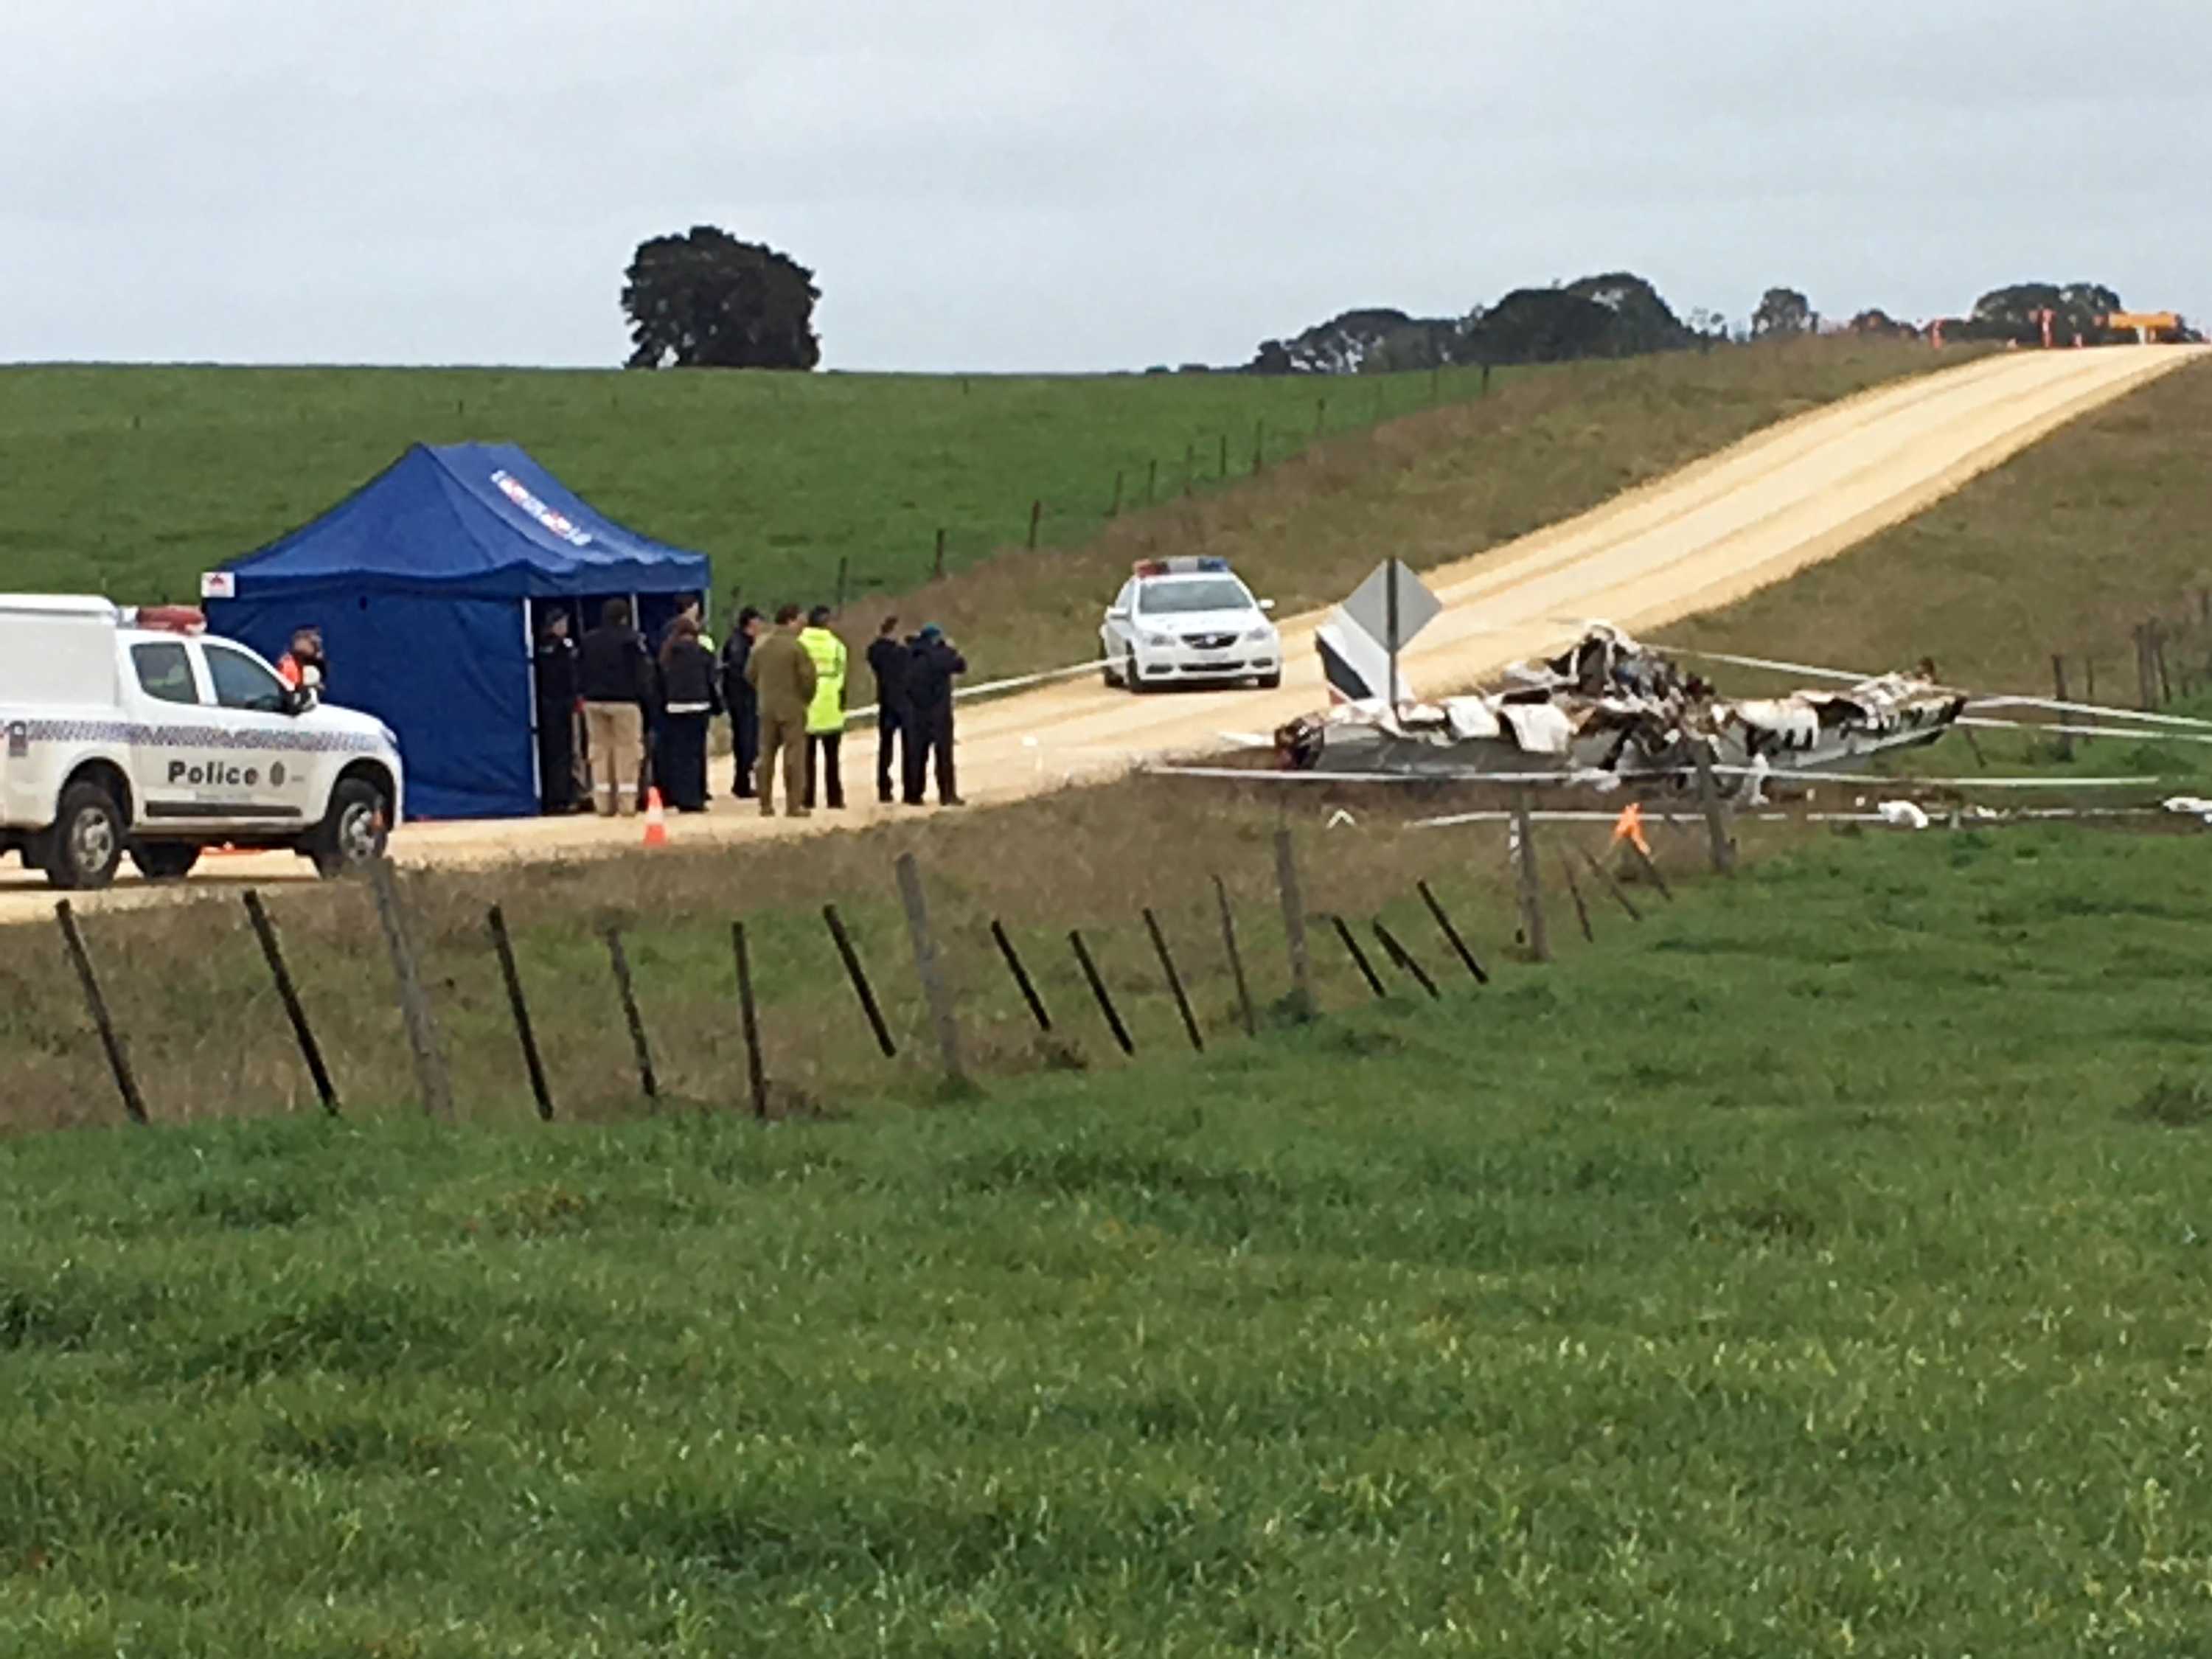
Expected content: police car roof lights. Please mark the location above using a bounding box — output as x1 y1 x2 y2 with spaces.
1132 557 1233 577
124 605 209 635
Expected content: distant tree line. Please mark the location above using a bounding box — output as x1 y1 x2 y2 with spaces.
1245 275 2199 374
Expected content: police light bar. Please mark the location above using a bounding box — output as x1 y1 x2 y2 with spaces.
125 606 208 635
1132 557 1234 577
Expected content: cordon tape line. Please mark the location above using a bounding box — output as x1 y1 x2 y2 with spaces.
843 656 1113 725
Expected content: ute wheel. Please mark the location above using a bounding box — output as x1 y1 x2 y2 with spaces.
309 778 389 879
129 843 201 883
43 781 127 891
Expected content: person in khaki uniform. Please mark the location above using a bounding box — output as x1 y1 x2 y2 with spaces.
745 605 818 817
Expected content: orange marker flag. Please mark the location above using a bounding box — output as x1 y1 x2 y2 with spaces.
1610 801 1650 856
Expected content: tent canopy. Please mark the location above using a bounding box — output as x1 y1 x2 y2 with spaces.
205 443 712 820
223 442 711 599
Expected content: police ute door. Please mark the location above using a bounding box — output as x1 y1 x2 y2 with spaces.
173 639 314 827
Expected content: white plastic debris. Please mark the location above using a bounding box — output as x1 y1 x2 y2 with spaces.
1877 799 1931 830
2161 795 2212 824
1326 808 1357 830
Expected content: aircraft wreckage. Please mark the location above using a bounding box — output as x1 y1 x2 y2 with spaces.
1273 624 1968 793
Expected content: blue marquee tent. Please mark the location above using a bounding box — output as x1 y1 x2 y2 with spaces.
206 442 711 820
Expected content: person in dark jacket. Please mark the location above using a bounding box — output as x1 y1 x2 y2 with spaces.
718 606 764 799
902 625 967 807
533 611 581 815
865 614 910 805
579 598 651 817
655 614 721 813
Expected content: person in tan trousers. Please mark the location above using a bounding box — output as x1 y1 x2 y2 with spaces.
745 604 818 817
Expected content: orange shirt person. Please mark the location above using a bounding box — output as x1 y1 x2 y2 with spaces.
276 626 326 692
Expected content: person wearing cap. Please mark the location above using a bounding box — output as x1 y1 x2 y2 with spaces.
902 624 967 807
745 604 818 817
798 604 849 810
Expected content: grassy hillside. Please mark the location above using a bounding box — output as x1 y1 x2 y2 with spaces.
0 343 1941 681
0 361 1499 608
5 823 2212 1655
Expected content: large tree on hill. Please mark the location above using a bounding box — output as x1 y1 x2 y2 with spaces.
1752 287 1812 338
622 227 821 369
1464 288 1618 364
1248 307 1426 375
1562 272 1693 355
1963 281 2122 344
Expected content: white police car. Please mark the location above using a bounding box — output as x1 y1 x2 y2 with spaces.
1099 558 1281 692
0 596 403 890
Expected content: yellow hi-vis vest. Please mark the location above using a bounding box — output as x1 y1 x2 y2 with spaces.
799 627 848 734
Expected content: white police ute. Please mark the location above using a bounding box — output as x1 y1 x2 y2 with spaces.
1099 558 1281 692
0 596 404 890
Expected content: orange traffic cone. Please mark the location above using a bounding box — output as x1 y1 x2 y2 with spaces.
641 787 669 849
1609 801 1650 857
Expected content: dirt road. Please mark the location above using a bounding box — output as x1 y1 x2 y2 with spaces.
4 344 2197 922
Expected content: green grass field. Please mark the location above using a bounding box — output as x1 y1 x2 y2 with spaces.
0 361 1497 608
5 349 2211 1653
0 342 1941 680
6 821 2212 1655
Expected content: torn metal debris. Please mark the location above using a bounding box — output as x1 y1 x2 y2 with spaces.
1274 622 1967 794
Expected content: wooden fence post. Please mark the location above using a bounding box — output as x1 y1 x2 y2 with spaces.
1146 458 1158 503
895 852 965 1085
1328 915 1386 999
1142 908 1204 1052
1273 827 1313 1019
1252 420 1265 473
1372 919 1439 999
1217 433 1229 478
603 925 659 1104
990 919 1052 1032
933 526 946 580
2051 654 2074 759
486 904 553 1121
243 889 338 1116
1416 880 1489 983
366 858 453 1120
54 900 147 1125
1109 471 1123 518
1623 836 1674 902
823 904 897 1057
1212 875 1257 1037
1068 929 1134 1055
1026 498 1042 549
1558 852 1596 942
1512 794 1551 963
833 555 849 616
1576 844 1643 922
1182 442 1195 496
1691 748 1735 874
730 922 768 1119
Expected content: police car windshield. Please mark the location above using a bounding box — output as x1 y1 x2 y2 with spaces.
1138 578 1250 616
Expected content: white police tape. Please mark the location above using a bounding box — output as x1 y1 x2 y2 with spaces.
844 656 1110 724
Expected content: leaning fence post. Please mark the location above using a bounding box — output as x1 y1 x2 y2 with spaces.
1512 794 1551 963
1026 498 1042 549
932 526 946 580
1623 835 1674 902
1328 915 1386 999
604 925 659 1104
54 900 147 1125
1372 919 1439 999
243 889 338 1116
730 922 768 1119
1273 827 1314 1019
1690 748 1735 875
1142 908 1204 1053
895 852 965 1086
990 919 1052 1033
1212 875 1257 1037
366 857 453 1120
1576 844 1643 922
2051 654 2075 760
1068 929 1134 1055
1558 852 1596 943
1417 880 1489 983
824 904 897 1058
486 905 553 1121
1108 470 1123 518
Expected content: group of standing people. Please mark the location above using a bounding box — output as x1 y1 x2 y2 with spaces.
533 597 966 819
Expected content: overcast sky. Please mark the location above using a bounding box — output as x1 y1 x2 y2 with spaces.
5 1 2206 372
